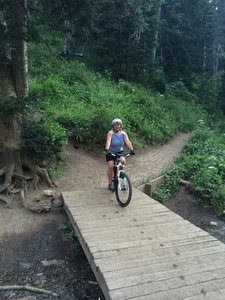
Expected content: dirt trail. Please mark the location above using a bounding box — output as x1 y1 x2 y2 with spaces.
0 133 188 239
56 133 188 191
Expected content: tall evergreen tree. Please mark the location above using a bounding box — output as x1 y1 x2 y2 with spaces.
211 0 225 112
160 0 215 90
88 0 157 82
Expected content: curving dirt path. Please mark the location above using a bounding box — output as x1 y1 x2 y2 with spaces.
0 133 188 240
56 133 188 191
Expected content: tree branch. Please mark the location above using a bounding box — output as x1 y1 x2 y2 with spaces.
0 285 58 297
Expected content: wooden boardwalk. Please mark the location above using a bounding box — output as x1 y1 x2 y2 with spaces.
63 188 225 300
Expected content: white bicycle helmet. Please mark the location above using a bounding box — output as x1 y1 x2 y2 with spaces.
112 118 122 125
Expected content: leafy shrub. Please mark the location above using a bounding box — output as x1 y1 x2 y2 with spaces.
166 81 198 103
23 118 68 164
154 123 225 215
152 164 185 202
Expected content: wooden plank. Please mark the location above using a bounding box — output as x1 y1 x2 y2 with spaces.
69 210 173 224
63 194 157 207
92 233 214 259
104 251 225 280
95 246 224 273
66 203 169 216
82 223 211 239
126 281 225 300
80 221 205 236
109 268 225 299
183 289 225 300
104 255 225 290
72 215 187 232
88 236 219 255
84 226 207 246
122 278 225 300
65 191 161 204
65 199 157 209
70 209 183 222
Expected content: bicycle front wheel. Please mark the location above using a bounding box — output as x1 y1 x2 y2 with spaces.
115 172 132 207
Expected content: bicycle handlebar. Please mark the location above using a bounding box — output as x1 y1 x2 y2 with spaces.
109 152 130 157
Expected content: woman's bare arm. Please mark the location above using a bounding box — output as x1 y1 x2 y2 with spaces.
105 132 112 151
124 133 134 150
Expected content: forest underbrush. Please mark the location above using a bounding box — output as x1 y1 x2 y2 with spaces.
154 121 225 216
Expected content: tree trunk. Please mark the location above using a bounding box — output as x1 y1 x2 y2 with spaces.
201 43 207 106
0 0 52 208
211 0 225 103
43 0 52 33
0 0 22 152
62 19 73 56
10 0 28 97
152 5 161 62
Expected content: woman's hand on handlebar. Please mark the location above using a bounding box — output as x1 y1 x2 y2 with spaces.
129 150 135 155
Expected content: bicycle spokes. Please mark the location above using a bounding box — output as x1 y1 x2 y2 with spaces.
110 152 133 207
115 173 132 207
119 177 127 191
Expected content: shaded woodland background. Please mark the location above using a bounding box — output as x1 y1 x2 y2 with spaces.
32 0 225 111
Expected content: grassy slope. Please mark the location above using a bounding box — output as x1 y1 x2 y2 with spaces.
27 40 225 215
28 41 206 149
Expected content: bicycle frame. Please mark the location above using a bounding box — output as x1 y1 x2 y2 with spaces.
112 153 130 188
109 152 132 207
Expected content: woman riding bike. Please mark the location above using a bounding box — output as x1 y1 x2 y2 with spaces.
105 118 135 191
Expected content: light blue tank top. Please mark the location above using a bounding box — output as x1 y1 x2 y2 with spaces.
108 130 125 153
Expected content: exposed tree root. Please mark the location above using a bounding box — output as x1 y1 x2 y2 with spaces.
0 152 53 209
0 285 58 297
22 156 53 188
0 194 11 206
0 160 14 193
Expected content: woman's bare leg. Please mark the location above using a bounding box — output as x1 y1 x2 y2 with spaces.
107 161 114 185
120 157 126 165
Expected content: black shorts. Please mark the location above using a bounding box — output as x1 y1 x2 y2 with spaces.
106 151 124 162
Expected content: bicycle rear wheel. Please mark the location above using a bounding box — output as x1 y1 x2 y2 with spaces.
115 172 132 207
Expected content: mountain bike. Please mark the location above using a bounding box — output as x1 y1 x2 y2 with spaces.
110 152 132 207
